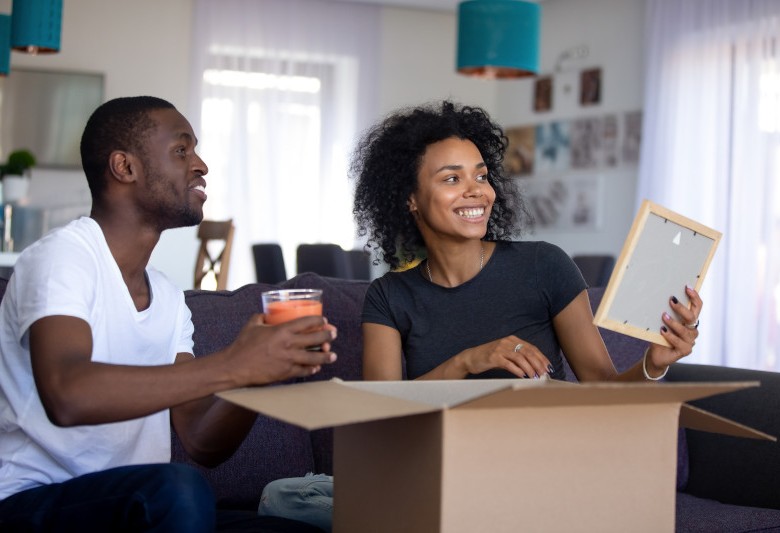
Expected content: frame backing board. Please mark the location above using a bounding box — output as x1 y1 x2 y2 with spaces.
593 200 721 346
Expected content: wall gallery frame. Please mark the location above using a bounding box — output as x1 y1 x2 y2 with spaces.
531 67 602 112
533 76 553 112
580 67 602 106
504 126 536 176
517 175 602 231
0 69 104 169
504 111 643 177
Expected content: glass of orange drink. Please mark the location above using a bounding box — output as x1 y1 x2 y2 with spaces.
261 289 323 326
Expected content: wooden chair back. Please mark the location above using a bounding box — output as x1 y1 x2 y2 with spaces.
194 219 235 290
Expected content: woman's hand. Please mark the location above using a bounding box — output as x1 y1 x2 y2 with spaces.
460 336 553 379
645 286 702 377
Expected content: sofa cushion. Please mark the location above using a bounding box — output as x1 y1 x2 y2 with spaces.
669 363 780 511
676 492 780 532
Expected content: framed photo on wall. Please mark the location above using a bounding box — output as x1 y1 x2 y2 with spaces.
0 69 104 169
593 200 722 346
534 76 553 112
580 68 602 106
516 174 602 231
504 126 536 176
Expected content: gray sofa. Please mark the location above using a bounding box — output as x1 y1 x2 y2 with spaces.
3 273 780 531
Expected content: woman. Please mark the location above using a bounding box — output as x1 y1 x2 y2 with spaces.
352 101 701 382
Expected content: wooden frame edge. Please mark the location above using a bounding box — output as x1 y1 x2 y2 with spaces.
593 200 722 347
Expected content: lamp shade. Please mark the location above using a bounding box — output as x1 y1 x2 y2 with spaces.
457 0 540 79
11 0 62 54
0 15 10 76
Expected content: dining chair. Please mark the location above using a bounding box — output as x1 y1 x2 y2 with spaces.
252 243 287 284
194 219 234 290
296 243 352 279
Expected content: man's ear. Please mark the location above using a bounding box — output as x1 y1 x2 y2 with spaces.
107 151 138 184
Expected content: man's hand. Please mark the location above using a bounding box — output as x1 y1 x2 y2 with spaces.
172 316 338 466
223 314 338 386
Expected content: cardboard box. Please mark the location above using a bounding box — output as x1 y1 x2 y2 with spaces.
219 379 773 533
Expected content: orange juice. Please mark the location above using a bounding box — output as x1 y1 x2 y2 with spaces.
264 299 323 325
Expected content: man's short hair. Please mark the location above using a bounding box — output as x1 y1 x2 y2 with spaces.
80 96 176 201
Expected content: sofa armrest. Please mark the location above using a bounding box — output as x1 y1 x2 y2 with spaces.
667 363 780 509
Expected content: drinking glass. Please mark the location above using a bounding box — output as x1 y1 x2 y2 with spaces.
261 289 323 326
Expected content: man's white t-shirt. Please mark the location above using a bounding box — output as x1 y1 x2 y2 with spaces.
0 217 194 500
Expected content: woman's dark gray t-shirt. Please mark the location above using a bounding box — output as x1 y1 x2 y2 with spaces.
361 241 587 381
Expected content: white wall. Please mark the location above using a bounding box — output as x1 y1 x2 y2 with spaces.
3 0 199 289
496 0 645 258
378 7 497 116
2 0 645 287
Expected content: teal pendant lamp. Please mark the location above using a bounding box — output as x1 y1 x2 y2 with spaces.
457 0 540 79
0 15 10 76
11 0 62 54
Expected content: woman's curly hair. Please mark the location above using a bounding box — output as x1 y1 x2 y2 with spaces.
351 100 527 270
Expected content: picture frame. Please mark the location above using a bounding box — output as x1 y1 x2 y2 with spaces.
0 68 105 169
504 126 536 176
518 174 602 231
533 76 553 112
580 67 602 106
593 200 722 346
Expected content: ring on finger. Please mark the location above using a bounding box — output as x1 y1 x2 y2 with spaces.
514 343 524 352
685 319 700 330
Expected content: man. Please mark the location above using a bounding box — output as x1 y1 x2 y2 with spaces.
0 96 336 531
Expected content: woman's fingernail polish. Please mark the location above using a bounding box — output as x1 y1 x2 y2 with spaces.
671 296 679 304
661 326 668 332
663 312 671 320
547 364 554 374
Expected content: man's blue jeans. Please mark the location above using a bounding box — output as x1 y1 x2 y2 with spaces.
0 463 216 532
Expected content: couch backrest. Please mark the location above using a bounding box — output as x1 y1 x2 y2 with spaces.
0 275 648 380
185 271 367 382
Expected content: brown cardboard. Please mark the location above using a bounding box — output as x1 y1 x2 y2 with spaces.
218 379 773 532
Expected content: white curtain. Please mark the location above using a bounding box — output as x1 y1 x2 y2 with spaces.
190 0 380 288
639 0 780 370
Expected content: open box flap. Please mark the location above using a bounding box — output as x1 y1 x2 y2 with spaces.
680 403 775 441
218 379 769 439
217 380 440 430
339 378 551 405
454 381 761 410
216 379 527 430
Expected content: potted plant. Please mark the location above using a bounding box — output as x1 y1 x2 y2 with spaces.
0 149 36 203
